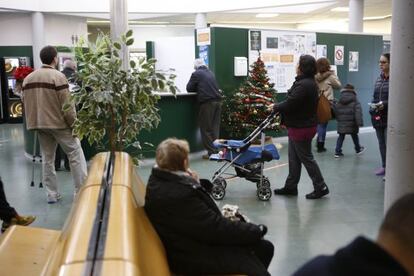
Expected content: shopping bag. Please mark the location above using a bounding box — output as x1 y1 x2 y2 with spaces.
317 93 332 123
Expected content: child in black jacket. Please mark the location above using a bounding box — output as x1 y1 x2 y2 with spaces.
333 84 365 158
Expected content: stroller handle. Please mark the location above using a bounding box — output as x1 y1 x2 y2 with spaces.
243 111 278 144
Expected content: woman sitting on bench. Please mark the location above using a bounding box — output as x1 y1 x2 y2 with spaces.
144 138 274 276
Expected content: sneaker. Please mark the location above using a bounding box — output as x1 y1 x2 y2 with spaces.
273 187 298 196
47 193 62 204
1 215 36 232
306 185 329 199
334 152 344 158
356 147 366 155
375 167 386 176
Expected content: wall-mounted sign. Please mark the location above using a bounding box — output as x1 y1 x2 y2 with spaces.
316 44 327 58
334 45 344 65
197 28 211 46
349 51 359 72
250 30 261 51
199 45 209 66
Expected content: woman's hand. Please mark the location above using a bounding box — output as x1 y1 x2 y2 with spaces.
187 168 200 183
267 104 275 112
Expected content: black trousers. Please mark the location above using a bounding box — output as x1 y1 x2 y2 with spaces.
0 178 17 223
199 101 222 155
285 138 326 191
375 127 387 168
55 144 69 170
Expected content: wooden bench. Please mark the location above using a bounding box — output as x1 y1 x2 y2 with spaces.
0 152 170 276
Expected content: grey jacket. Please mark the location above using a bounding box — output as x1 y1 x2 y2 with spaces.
334 88 363 134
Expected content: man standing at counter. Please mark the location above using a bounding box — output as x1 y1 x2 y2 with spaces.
22 46 87 204
186 59 222 159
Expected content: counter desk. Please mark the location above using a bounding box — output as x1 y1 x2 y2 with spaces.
23 92 203 160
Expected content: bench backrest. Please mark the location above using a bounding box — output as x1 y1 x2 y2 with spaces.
0 152 171 276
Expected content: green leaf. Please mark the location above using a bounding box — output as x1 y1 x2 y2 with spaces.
151 79 158 90
126 29 133 38
126 38 134 46
113 42 121 50
130 60 136 68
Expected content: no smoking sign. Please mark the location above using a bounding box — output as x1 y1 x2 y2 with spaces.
334 45 344 65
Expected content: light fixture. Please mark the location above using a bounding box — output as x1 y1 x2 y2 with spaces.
255 13 279 18
331 7 349 12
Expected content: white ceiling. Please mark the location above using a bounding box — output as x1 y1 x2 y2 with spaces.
0 0 392 26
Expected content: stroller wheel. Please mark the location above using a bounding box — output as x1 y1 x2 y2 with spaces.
211 184 226 200
213 177 227 189
257 186 272 201
256 178 271 189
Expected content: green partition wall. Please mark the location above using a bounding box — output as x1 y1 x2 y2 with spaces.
205 27 383 136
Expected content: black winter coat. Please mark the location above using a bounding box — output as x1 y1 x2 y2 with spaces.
186 66 222 104
144 168 264 275
274 75 318 128
293 237 408 276
334 89 363 134
370 73 389 128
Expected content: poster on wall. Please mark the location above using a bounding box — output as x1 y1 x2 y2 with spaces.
250 31 261 51
316 44 327 58
198 45 209 67
334 45 344 65
249 29 316 92
197 28 210 46
349 51 359 72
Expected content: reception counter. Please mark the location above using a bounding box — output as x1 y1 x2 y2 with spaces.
23 92 203 160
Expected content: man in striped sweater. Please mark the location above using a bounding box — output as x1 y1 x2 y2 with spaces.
22 46 87 204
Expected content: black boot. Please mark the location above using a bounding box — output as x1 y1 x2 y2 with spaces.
317 142 327 153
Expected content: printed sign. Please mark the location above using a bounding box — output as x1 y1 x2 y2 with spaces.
349 51 359 72
197 28 211 46
250 31 261 51
334 45 344 65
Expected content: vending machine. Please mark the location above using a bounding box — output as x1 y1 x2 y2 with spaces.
0 56 31 123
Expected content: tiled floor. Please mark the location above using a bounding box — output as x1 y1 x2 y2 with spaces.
0 123 385 275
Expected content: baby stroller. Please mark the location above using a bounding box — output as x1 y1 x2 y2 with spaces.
209 112 280 201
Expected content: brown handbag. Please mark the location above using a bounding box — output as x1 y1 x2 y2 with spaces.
317 92 332 123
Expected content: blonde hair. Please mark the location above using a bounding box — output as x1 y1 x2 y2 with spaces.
156 138 190 171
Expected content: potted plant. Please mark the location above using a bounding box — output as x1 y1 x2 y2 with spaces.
65 30 177 164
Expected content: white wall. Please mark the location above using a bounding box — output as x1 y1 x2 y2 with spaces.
296 18 391 34
44 14 88 46
0 13 33 45
0 12 88 46
129 26 194 49
153 36 195 93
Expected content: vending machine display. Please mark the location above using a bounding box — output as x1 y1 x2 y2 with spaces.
0 56 31 123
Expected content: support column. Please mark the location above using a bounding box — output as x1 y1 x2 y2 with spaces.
385 0 414 211
348 0 364 32
195 13 207 29
31 12 45 69
110 0 129 70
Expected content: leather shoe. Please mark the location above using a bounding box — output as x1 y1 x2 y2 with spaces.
306 185 329 199
273 187 298 196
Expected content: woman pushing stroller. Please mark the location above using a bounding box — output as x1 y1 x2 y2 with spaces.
270 55 329 199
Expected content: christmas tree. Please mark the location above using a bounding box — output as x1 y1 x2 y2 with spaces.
222 57 279 139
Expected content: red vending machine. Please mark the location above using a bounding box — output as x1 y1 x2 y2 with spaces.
0 56 31 123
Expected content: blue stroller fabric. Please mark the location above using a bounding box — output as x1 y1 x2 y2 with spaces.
212 140 279 166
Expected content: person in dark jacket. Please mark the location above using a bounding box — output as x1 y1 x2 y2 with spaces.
370 53 390 176
144 138 274 276
186 59 222 159
1 176 36 232
293 193 414 276
271 55 329 199
333 84 365 158
55 59 78 171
